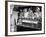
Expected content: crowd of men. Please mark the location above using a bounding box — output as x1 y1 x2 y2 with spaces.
17 7 42 26
19 7 42 20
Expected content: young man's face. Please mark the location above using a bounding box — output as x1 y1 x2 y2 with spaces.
28 8 32 12
29 10 33 13
20 9 22 12
36 7 40 12
23 8 27 12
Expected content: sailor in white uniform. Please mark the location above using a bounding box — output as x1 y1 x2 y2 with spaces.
23 8 29 18
34 7 42 19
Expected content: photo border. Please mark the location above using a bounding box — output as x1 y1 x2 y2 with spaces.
5 1 45 36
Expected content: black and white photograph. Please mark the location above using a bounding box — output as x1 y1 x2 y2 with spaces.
10 5 42 32
5 1 45 35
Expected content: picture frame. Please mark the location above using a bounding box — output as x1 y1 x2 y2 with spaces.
5 1 45 36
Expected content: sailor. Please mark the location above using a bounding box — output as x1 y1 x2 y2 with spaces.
23 8 29 18
34 7 42 28
28 8 34 19
34 7 42 19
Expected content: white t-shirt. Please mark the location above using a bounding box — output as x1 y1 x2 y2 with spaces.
24 12 29 18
